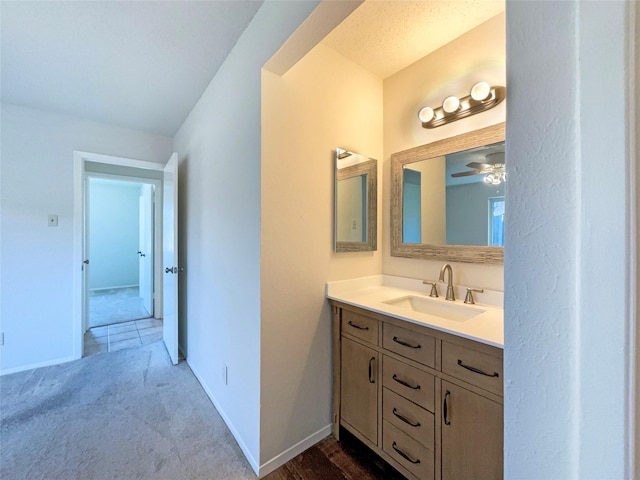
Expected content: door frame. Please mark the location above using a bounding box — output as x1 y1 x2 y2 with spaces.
83 172 161 330
73 151 165 359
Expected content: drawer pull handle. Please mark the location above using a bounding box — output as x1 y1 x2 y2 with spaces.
443 390 451 425
368 357 376 384
392 442 420 465
392 337 421 349
392 408 421 427
457 359 500 378
392 374 420 390
348 321 369 331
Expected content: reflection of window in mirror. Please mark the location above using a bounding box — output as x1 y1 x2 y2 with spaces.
488 196 505 246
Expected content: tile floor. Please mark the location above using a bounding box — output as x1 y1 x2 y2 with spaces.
83 318 163 357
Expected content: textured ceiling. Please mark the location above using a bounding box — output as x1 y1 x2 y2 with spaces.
1 1 263 136
322 0 505 79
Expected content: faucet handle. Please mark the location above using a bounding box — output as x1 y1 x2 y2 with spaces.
422 280 439 298
464 288 484 305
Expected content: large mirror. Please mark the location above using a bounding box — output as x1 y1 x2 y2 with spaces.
390 123 505 264
335 148 377 252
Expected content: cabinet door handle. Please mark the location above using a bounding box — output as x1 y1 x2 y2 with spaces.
443 390 451 425
392 408 420 427
368 357 376 384
392 336 421 349
457 359 499 378
348 321 369 331
392 442 421 464
392 374 420 390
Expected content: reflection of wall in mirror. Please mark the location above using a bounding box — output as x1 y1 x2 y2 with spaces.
403 157 446 244
446 182 505 245
337 175 366 242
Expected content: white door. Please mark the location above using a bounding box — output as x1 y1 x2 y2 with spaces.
163 153 179 364
82 177 91 334
138 184 154 315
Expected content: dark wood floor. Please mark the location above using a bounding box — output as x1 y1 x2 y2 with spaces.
264 429 406 480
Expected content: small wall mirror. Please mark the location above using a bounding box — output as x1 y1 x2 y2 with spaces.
391 123 505 264
335 148 377 252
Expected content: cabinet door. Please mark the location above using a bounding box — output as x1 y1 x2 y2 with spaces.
341 337 378 445
441 381 503 480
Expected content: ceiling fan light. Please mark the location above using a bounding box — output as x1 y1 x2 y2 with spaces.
418 106 435 123
484 173 502 185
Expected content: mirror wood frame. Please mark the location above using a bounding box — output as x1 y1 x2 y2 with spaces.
390 122 505 264
335 158 378 252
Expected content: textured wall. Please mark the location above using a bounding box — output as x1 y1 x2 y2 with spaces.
505 1 633 477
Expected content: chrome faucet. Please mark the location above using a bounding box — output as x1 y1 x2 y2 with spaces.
439 263 455 301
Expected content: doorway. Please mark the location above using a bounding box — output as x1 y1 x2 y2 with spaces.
73 152 167 359
86 177 154 328
83 174 162 356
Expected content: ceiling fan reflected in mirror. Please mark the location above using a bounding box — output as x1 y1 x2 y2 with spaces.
451 152 505 185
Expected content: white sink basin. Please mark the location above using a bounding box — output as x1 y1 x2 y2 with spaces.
382 295 485 322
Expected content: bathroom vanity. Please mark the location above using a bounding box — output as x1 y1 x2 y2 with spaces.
328 276 503 480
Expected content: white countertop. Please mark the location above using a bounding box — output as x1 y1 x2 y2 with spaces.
326 275 504 349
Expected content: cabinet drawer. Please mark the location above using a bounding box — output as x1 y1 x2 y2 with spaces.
383 421 434 480
383 323 435 367
383 356 435 412
383 388 434 449
442 341 503 396
341 310 379 345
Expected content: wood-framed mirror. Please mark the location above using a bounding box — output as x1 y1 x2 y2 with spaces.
335 148 377 252
390 123 505 264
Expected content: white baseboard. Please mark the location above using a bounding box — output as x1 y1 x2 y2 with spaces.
0 354 76 376
90 284 139 293
258 424 332 478
187 360 260 475
187 359 332 478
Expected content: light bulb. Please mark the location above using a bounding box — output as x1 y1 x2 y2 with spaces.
470 81 491 101
418 106 435 123
442 96 460 114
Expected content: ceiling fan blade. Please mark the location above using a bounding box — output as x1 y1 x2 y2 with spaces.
466 162 492 169
451 169 485 177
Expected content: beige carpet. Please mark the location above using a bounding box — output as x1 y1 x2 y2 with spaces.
89 287 151 328
0 341 256 479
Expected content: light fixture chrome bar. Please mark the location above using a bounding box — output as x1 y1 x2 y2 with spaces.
418 84 506 129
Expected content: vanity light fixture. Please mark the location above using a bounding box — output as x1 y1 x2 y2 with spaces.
418 81 506 129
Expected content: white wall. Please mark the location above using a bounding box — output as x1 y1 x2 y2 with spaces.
0 103 172 374
382 13 506 290
89 179 141 290
172 1 322 473
505 1 634 477
261 42 382 468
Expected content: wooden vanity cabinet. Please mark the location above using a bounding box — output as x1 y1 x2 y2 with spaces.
340 336 379 445
332 301 504 480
